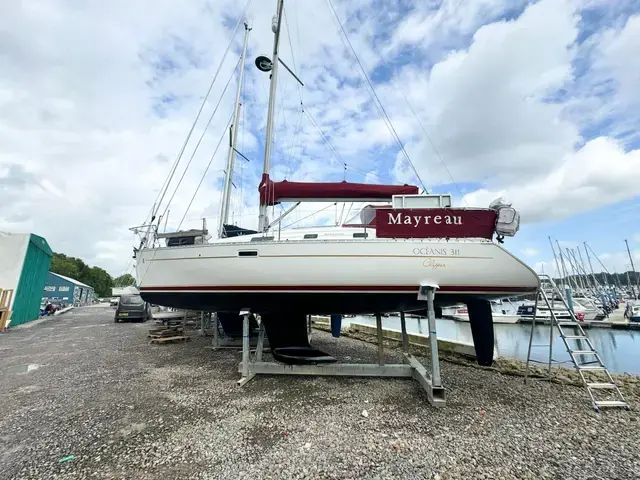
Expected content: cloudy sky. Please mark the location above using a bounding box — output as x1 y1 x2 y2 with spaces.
1 0 639 278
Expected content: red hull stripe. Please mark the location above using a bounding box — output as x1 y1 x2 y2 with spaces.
139 285 536 293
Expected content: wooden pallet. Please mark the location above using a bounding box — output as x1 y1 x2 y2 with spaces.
154 320 188 328
148 325 187 344
0 289 14 331
148 327 183 336
149 335 190 344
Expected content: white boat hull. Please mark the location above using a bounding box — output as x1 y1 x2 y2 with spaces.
452 312 520 324
519 308 572 321
137 232 539 314
493 314 520 324
576 309 598 321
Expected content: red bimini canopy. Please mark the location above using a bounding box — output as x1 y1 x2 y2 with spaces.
258 174 419 206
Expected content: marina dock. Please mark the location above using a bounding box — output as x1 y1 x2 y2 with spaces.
443 306 639 329
311 316 497 359
326 314 640 376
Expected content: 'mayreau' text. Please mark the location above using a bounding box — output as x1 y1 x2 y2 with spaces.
387 212 462 227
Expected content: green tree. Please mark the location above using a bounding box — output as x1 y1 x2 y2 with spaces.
114 273 136 287
50 252 114 298
50 253 81 280
84 266 114 298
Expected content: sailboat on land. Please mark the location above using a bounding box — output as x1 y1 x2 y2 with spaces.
135 0 540 366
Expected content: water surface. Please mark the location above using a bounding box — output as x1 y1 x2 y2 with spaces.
346 315 640 375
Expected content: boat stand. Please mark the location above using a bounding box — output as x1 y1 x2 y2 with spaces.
208 312 270 351
198 311 211 336
236 285 446 407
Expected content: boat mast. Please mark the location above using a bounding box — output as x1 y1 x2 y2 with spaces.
218 22 251 239
548 237 563 283
568 249 587 292
565 247 582 291
583 242 599 287
258 0 285 232
624 239 638 298
555 240 570 285
576 246 594 293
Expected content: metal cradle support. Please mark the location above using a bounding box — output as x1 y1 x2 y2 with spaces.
418 284 443 389
208 312 270 351
236 284 446 408
237 309 263 387
525 274 629 412
198 311 213 336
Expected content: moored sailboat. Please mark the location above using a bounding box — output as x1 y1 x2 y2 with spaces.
135 0 540 366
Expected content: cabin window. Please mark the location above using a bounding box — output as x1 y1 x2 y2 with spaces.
250 236 274 242
352 232 368 238
303 234 318 239
238 250 258 257
167 236 196 247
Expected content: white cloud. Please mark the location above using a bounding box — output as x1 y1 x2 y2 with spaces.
533 260 560 276
462 136 640 222
557 240 580 248
393 0 581 188
522 248 540 257
1 0 639 279
394 1 640 221
384 0 530 59
0 0 255 273
597 250 640 274
532 247 640 278
587 13 640 144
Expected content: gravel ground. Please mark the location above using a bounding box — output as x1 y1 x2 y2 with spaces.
0 306 638 480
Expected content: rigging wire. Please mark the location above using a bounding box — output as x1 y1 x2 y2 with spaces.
237 58 248 224
148 0 252 226
324 0 427 193
255 70 270 153
282 202 337 229
342 162 394 184
285 106 304 178
338 202 345 226
343 202 354 225
360 24 467 205
302 108 347 172
124 29 242 278
282 4 304 178
177 114 234 231
294 0 302 67
133 1 252 288
302 107 396 184
159 56 241 221
167 206 356 231
284 7 303 105
273 51 293 152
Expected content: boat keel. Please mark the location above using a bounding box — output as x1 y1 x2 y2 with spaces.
216 311 259 339
261 312 336 365
466 298 495 366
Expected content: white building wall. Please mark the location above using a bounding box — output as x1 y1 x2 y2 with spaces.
0 232 29 309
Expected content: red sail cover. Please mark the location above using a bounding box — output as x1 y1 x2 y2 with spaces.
375 208 497 239
259 174 419 205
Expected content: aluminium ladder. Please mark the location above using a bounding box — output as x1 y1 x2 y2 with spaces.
525 274 629 412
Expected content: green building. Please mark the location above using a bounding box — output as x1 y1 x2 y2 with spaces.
0 231 53 327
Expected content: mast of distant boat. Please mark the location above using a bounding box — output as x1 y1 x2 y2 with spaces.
258 0 285 232
624 239 638 298
218 22 251 239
